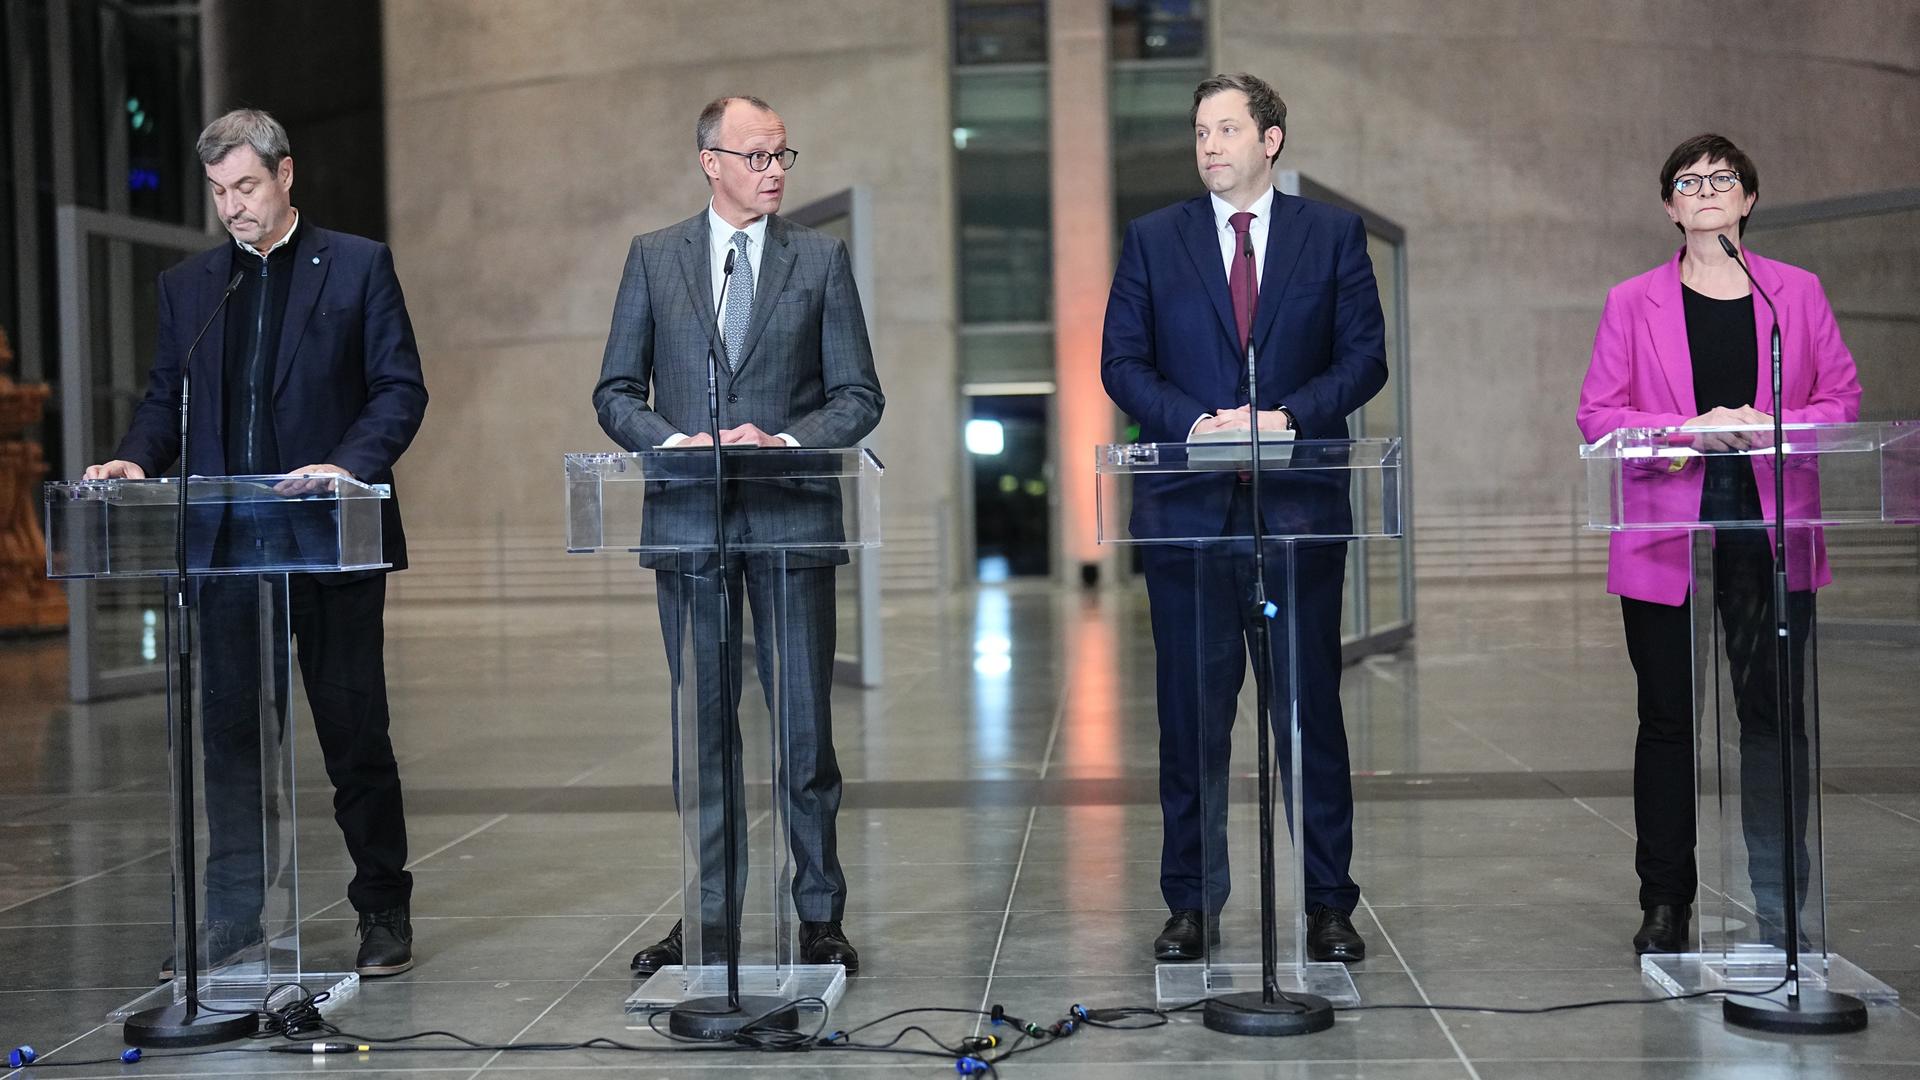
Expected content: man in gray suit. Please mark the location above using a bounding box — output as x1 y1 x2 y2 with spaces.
594 95 883 976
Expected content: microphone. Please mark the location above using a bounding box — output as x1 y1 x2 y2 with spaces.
703 247 737 442
176 268 246 601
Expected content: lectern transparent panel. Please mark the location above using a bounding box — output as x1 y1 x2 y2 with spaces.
46 475 392 578
1095 438 1403 544
45 474 389 1021
565 448 883 555
1581 421 1906 1004
1582 422 1920 532
1095 438 1403 1008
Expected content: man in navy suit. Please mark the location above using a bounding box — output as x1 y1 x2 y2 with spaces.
87 109 428 978
1101 73 1387 965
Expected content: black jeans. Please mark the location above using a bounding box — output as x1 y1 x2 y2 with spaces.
197 571 412 923
1620 532 1813 925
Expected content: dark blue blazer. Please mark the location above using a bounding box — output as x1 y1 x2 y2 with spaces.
115 223 428 572
1101 191 1389 538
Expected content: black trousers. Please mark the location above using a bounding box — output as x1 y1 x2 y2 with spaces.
197 571 412 922
1620 532 1813 923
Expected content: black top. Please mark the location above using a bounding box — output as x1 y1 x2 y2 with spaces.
222 237 299 474
1682 284 1761 522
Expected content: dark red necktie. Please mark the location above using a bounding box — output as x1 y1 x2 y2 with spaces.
1228 211 1257 352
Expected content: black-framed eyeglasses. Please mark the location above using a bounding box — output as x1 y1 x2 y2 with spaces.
706 147 799 172
1672 171 1740 196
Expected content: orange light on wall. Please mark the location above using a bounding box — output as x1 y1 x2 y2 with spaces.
1048 0 1117 583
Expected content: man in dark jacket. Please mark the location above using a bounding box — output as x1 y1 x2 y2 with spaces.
87 108 428 978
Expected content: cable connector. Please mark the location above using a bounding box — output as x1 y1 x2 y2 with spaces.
959 1034 999 1052
955 1055 990 1074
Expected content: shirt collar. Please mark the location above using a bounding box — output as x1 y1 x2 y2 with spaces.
236 209 300 260
707 201 768 253
1209 186 1275 233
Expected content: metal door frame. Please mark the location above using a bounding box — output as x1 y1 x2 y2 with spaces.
784 186 885 688
56 204 213 701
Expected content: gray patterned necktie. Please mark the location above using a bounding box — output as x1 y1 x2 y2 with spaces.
723 231 754 370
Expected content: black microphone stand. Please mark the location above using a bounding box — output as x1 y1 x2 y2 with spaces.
127 271 255 1047
669 245 799 1039
1203 230 1333 1038
1716 234 1865 1035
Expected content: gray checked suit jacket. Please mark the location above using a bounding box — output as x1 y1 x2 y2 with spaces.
593 211 884 566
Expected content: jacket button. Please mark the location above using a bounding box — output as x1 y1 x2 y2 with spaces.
727 393 739 403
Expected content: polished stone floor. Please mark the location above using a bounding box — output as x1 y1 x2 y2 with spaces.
4 576 1919 1078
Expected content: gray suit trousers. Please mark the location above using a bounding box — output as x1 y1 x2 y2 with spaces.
655 552 845 929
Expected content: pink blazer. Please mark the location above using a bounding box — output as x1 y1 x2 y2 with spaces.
1577 248 1862 606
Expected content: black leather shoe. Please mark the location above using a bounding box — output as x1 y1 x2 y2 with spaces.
156 918 265 982
1307 906 1366 963
631 920 684 975
800 920 860 974
1152 910 1221 962
1632 904 1689 955
355 903 414 977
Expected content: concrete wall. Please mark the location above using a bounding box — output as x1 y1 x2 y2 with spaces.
381 1 1918 596
1212 1 1920 521
381 1 956 594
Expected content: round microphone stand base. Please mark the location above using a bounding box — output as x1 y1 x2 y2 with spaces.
1724 987 1867 1035
124 1001 258 1048
1202 991 1335 1037
667 995 801 1040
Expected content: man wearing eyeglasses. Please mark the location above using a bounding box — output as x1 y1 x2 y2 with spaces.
594 95 883 977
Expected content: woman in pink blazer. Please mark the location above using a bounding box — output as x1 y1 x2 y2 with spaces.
1577 134 1861 957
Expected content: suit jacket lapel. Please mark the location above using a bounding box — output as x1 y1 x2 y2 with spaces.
1746 251 1785 413
732 214 794 377
198 249 233 423
272 226 331 395
1644 251 1697 417
678 213 716 333
1177 199 1240 350
1251 194 1310 350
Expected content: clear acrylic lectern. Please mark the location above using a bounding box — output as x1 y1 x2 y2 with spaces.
44 474 391 1025
564 447 882 1024
1096 436 1404 1009
1583 420 1920 1006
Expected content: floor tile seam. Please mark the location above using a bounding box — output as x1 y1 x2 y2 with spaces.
0 847 169 918
0 1020 109 1078
463 809 774 1079
302 812 513 923
1857 795 1920 829
974 680 1072 1035
1358 895 1486 1080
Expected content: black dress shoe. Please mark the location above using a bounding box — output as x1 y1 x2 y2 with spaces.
355 903 414 977
630 920 683 975
1152 910 1221 962
1632 904 1690 955
1307 906 1366 963
800 920 860 974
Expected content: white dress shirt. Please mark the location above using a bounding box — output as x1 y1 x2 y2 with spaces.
707 201 767 329
1188 187 1277 438
661 202 796 447
236 208 300 260
1209 186 1271 292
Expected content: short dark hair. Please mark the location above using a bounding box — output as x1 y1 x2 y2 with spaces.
1191 73 1287 162
695 95 774 151
1659 133 1759 235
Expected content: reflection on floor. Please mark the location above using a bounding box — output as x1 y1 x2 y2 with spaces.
3 578 1919 1077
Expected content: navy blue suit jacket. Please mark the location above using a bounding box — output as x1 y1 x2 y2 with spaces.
1100 191 1388 539
115 223 428 572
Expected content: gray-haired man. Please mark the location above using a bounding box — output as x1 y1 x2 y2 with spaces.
594 95 883 975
